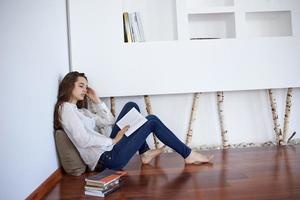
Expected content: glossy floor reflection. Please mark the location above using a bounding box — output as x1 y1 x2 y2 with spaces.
45 145 300 200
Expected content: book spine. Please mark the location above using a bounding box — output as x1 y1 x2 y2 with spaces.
86 177 120 187
85 191 104 197
85 179 120 191
128 13 135 42
135 12 145 42
85 181 104 187
85 184 121 197
103 184 121 197
123 12 132 43
131 12 140 42
123 13 128 42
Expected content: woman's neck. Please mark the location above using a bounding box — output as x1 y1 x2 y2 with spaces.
68 97 77 105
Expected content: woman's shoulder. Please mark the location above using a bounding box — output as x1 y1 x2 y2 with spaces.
60 102 77 113
61 102 76 108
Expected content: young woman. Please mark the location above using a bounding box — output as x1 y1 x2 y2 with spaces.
54 71 213 172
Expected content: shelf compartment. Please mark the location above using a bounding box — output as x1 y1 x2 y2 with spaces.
188 13 236 40
245 11 292 37
122 0 177 42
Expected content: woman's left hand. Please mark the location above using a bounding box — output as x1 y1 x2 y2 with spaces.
86 87 101 104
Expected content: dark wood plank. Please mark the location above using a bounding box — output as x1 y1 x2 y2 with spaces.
26 168 62 200
44 145 300 200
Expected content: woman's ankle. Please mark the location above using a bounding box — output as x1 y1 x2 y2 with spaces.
140 147 165 164
184 151 213 164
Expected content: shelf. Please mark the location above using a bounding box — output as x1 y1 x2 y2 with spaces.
187 6 235 14
238 0 291 10
245 11 293 37
187 0 234 7
188 13 236 40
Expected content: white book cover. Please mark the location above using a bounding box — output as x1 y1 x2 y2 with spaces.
128 13 136 42
135 12 145 42
131 12 141 42
116 107 148 136
85 190 105 197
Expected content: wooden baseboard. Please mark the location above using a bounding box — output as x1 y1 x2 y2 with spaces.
26 168 63 200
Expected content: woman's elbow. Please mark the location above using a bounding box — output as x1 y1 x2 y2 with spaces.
73 140 90 149
105 116 115 126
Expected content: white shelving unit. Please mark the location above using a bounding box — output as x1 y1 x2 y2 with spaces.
122 0 294 41
68 0 300 97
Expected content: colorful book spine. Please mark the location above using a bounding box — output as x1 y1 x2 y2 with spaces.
85 184 121 197
85 179 120 191
123 12 132 43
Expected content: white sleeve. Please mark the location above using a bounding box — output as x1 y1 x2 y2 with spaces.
93 102 116 128
60 104 113 148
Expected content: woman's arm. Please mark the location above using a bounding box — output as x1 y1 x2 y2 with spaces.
93 102 115 126
112 125 129 144
86 87 101 104
60 103 113 148
86 87 115 128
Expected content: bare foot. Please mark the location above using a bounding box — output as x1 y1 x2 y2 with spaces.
140 146 166 164
185 151 214 165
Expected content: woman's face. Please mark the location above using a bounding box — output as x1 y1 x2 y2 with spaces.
69 76 88 103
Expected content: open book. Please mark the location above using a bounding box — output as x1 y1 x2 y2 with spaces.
116 107 148 136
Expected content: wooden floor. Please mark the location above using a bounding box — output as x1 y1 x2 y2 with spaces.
45 145 300 200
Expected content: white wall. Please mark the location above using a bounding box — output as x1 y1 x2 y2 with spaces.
0 0 69 199
101 88 300 149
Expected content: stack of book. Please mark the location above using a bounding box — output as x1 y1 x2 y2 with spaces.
84 169 127 197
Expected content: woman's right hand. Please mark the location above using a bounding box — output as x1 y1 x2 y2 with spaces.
112 125 130 144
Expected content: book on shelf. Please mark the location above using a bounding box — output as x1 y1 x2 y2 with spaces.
123 12 145 43
123 12 132 43
130 12 139 42
135 12 145 42
116 107 148 137
85 169 127 187
128 12 136 42
123 13 128 43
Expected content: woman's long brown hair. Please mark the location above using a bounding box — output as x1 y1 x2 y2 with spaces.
54 71 88 130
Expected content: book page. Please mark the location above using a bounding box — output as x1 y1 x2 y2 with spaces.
116 107 148 136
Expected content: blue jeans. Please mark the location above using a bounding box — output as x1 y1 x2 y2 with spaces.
98 102 192 170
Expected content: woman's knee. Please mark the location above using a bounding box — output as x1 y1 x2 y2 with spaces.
145 115 160 132
146 114 159 122
124 101 140 112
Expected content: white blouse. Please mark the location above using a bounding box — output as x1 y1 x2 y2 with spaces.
60 101 115 170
